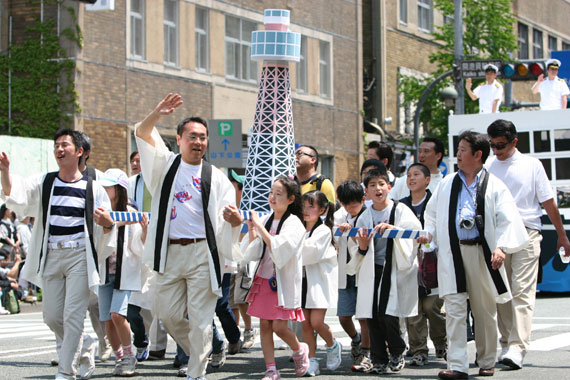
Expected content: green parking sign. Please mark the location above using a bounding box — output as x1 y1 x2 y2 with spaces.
218 121 233 136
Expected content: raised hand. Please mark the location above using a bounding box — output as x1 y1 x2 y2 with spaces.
154 93 183 116
0 152 10 172
466 77 472 90
537 74 545 83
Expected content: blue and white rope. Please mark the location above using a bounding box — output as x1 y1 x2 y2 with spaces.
332 227 427 239
110 211 150 222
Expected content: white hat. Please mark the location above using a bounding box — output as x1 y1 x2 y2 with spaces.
483 63 498 72
99 168 128 190
546 59 561 69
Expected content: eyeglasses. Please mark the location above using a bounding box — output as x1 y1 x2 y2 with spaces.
182 135 207 142
295 151 315 158
489 142 509 150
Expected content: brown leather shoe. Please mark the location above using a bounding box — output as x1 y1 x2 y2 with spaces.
479 368 495 376
438 370 469 379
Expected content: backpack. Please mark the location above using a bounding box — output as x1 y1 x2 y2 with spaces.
311 174 341 211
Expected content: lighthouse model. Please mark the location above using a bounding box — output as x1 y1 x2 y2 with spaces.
239 9 301 213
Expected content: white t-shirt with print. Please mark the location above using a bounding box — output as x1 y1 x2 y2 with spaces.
168 161 206 239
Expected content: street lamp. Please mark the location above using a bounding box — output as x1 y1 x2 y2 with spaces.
440 85 458 108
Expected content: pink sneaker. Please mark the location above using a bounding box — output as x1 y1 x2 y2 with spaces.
262 368 281 380
291 342 309 376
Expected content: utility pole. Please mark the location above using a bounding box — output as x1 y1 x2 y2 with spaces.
454 0 464 115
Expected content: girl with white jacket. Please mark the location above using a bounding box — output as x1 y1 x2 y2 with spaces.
300 191 340 376
94 169 147 377
241 176 310 380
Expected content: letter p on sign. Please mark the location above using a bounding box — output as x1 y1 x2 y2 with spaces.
218 121 233 136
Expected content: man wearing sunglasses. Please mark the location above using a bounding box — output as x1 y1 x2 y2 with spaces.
531 59 569 110
486 119 570 370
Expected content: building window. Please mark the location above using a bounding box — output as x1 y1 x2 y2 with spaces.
417 0 433 32
164 0 178 65
443 14 454 25
532 28 543 59
297 35 307 93
319 40 331 98
399 0 407 24
548 35 558 56
518 22 529 59
320 155 334 181
130 0 145 59
195 7 209 72
225 16 258 82
563 41 570 51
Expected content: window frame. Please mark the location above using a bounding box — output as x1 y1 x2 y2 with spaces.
518 22 529 60
224 15 258 83
195 6 209 72
319 40 331 98
163 0 178 66
417 0 433 33
130 0 145 60
296 35 308 93
399 0 407 25
532 28 543 59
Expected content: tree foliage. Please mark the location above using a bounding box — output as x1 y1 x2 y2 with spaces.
398 0 518 146
0 5 81 139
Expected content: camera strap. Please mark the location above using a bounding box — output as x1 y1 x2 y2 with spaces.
475 169 508 295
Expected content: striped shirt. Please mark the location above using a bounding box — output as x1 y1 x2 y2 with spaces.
48 175 87 244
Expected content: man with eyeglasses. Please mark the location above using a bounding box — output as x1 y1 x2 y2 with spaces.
295 145 336 204
486 119 570 370
531 59 569 110
135 93 243 380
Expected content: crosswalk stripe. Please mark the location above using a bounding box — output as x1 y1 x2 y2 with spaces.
529 332 570 351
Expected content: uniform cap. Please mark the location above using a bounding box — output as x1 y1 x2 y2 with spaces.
484 64 498 72
546 59 561 69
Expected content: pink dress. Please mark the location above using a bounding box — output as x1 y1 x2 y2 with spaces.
246 220 304 322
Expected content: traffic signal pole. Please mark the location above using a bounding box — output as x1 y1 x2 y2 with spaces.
454 0 464 115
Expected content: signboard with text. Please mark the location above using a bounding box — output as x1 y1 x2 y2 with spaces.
207 119 243 168
460 59 503 79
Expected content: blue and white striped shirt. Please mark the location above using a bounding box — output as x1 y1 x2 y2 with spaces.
48 175 87 244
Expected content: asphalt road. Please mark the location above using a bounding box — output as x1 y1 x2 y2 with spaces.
1 293 570 380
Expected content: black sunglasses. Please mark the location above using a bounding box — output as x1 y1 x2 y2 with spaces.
489 141 509 150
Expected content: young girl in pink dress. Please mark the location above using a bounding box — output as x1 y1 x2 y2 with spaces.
241 176 309 380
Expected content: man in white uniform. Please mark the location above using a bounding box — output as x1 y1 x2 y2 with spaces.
418 131 528 379
390 136 445 200
532 59 569 110
135 93 243 380
466 64 503 113
487 119 570 370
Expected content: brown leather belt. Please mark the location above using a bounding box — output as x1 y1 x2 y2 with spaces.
459 239 482 246
169 238 206 246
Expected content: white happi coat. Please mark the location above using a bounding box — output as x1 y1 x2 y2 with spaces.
98 206 144 291
346 202 422 319
302 223 338 309
2 173 115 292
424 171 529 303
240 213 305 309
135 126 242 294
333 207 360 289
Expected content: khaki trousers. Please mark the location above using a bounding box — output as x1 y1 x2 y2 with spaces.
154 241 218 378
444 244 499 373
42 247 91 379
406 294 447 355
497 229 542 354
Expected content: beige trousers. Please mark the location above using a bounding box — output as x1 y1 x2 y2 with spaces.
497 229 542 354
406 294 447 355
154 241 218 378
42 247 91 379
444 244 499 373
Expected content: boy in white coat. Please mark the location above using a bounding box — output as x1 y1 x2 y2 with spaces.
347 169 422 375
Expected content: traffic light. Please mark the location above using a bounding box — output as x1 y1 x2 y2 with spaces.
501 61 545 81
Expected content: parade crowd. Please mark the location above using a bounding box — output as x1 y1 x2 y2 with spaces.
0 87 569 380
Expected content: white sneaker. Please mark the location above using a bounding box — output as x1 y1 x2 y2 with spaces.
99 340 113 362
117 355 136 376
242 328 258 350
497 346 508 363
502 348 523 370
306 357 320 376
326 339 342 371
79 335 96 379
54 374 68 380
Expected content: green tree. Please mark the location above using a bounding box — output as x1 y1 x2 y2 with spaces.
0 7 81 138
398 0 518 145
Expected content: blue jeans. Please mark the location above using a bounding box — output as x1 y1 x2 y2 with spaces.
215 273 241 344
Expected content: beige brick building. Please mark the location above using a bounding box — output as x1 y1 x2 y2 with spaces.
3 0 363 185
363 0 570 136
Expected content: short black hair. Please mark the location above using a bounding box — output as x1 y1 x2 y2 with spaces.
421 136 445 166
336 180 365 205
176 117 208 136
363 169 390 188
130 151 139 162
298 145 319 169
54 128 85 152
487 119 518 142
408 163 430 178
368 141 393 168
458 130 490 164
360 159 387 176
